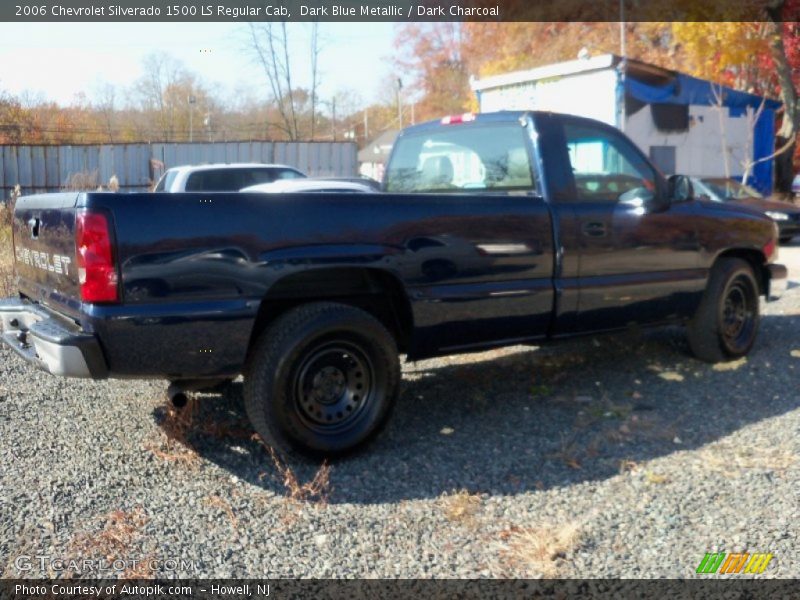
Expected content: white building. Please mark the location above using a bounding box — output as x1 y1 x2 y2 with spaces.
471 54 780 193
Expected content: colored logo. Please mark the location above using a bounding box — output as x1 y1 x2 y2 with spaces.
696 552 773 575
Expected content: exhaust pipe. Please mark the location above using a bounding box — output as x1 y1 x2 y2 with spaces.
166 378 228 408
167 383 189 408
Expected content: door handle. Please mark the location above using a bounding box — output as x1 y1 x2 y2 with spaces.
581 221 607 237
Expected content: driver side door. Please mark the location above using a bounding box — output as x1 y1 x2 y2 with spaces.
555 116 703 332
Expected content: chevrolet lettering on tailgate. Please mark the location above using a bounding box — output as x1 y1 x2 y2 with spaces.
15 246 72 276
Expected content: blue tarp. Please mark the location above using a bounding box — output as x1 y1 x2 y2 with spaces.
625 72 779 194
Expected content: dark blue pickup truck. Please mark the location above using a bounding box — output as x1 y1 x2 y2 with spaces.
0 111 788 457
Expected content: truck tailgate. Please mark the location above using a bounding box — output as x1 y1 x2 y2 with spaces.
12 193 82 317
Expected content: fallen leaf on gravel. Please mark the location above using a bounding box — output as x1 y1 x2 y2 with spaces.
659 372 684 382
645 471 668 485
791 350 800 358
712 357 747 371
440 427 454 435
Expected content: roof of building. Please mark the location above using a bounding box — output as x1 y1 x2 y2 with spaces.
471 53 780 111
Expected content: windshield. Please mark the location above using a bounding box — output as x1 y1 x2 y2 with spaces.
385 123 535 193
699 178 762 201
154 169 178 192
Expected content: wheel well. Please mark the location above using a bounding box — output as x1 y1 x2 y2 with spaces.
247 267 414 355
715 249 768 294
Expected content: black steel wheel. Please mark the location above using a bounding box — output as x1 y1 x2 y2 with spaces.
719 274 758 355
244 302 399 458
687 257 760 362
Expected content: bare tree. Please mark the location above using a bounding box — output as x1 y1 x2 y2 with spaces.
93 81 117 143
248 23 299 139
247 23 324 140
135 52 185 141
740 97 796 186
710 84 794 189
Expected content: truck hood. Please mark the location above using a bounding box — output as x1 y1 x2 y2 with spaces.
730 197 800 215
696 198 774 221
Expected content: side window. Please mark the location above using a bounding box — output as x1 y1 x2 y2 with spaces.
248 168 304 186
274 169 304 180
564 122 656 203
185 170 244 192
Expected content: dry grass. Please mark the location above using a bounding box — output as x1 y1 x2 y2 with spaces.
496 521 582 578
548 431 583 470
0 194 16 297
263 443 331 506
70 508 148 559
62 170 101 191
205 494 239 533
703 444 796 474
68 507 155 579
145 397 202 467
440 489 482 525
146 393 254 466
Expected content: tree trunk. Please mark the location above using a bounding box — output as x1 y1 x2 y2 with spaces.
767 1 799 194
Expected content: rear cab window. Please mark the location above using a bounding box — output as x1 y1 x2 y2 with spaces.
185 167 306 191
385 121 537 194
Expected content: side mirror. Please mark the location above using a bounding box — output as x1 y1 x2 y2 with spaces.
618 188 668 214
668 175 694 203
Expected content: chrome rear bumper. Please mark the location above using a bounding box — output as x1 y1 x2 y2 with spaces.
0 298 108 378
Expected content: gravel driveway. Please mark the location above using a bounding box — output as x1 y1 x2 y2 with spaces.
1 246 799 579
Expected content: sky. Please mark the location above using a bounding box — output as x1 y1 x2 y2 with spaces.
0 22 399 107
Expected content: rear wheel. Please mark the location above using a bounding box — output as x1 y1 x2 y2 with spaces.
687 258 760 363
244 302 400 458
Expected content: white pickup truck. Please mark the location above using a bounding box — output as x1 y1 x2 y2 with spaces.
153 163 306 192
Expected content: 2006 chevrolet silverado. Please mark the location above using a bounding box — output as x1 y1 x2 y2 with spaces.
0 111 788 457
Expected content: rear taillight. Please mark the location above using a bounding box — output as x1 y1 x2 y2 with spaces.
75 211 118 303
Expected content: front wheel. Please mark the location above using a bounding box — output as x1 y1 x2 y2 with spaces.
686 258 760 363
244 302 400 458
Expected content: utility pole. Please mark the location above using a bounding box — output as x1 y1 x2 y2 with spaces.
332 97 337 142
396 78 403 129
188 94 196 142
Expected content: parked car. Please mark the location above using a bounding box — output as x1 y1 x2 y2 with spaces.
242 178 376 194
153 163 306 192
1 111 787 458
691 177 800 243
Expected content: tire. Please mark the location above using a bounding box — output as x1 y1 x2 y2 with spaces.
244 302 400 459
779 235 793 244
687 258 760 363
